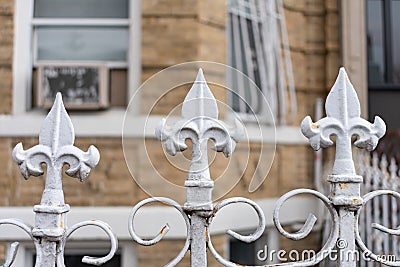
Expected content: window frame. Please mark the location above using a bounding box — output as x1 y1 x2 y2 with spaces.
228 229 279 265
11 241 136 267
367 0 400 89
8 0 141 136
31 17 130 68
340 0 368 116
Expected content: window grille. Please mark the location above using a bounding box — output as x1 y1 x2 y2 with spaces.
227 0 296 124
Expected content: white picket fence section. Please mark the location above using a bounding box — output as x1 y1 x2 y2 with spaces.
319 151 400 267
356 152 400 266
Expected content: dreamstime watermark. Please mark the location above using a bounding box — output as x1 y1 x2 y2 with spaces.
256 239 396 263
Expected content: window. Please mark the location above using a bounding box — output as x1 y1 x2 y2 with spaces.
367 0 400 128
227 0 296 125
229 231 277 265
32 0 130 108
32 249 122 267
367 0 400 85
32 0 129 64
11 241 133 267
9 0 140 136
230 238 257 265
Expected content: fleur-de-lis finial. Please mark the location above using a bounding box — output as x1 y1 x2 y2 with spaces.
3 93 117 266
156 69 244 181
12 93 100 207
301 68 386 175
153 69 246 266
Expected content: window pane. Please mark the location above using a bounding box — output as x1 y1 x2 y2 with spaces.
64 254 121 267
391 0 400 83
229 239 256 265
34 0 128 18
33 254 121 266
366 0 385 84
36 26 128 61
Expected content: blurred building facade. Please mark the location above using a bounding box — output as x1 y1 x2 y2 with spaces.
0 0 372 266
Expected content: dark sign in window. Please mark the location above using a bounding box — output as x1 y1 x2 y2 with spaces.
37 64 109 109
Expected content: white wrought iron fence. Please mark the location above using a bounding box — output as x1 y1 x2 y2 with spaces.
0 67 400 267
356 152 400 266
0 93 118 267
319 151 400 267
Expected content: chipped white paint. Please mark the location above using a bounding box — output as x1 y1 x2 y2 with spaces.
156 69 244 183
300 68 400 267
0 93 117 267
13 94 100 207
1 68 398 267
301 68 385 175
130 68 400 267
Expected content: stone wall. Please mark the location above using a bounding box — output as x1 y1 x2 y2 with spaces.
0 137 315 206
0 0 13 114
284 0 339 125
140 0 226 115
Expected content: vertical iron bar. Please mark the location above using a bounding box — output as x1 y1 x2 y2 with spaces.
389 157 398 256
156 69 243 267
338 208 357 266
302 68 386 267
328 174 362 267
190 215 208 267
35 240 57 267
364 154 373 267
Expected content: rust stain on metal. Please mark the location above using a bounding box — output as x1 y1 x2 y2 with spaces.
311 122 319 129
339 183 349 190
160 225 168 235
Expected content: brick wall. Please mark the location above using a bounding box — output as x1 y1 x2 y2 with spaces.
0 0 13 114
0 137 316 206
284 0 339 125
0 2 341 199
140 0 226 115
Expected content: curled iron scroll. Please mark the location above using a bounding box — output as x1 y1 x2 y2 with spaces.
60 220 118 266
207 190 339 267
355 190 400 266
207 197 266 267
0 219 34 267
271 189 340 266
128 197 191 267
